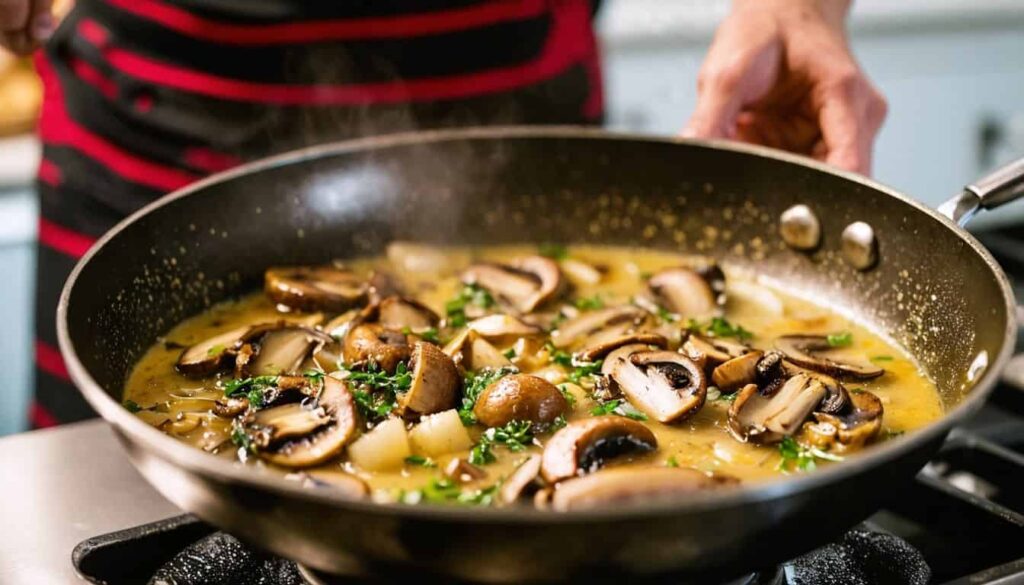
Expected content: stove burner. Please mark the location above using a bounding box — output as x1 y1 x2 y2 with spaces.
72 432 1023 585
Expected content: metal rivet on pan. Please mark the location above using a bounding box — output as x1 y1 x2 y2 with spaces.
779 204 821 251
842 221 878 270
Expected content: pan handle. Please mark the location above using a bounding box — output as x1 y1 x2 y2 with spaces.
938 156 1024 226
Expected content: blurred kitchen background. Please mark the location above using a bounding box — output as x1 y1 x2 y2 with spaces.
1 0 1023 436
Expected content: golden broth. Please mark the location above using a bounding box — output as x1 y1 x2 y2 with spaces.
124 245 943 501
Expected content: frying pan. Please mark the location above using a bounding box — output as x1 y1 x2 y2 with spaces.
58 127 1023 583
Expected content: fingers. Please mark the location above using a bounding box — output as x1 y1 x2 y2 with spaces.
816 71 887 175
684 17 781 139
0 0 53 54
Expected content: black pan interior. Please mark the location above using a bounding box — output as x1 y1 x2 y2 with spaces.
65 130 1009 410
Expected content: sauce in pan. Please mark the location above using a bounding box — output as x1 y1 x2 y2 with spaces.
124 245 943 509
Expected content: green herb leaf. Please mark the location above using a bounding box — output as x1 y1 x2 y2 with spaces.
687 317 753 341
590 398 647 421
567 358 603 384
404 455 437 468
870 355 893 363
557 384 577 408
538 243 569 260
776 436 843 473
122 399 142 413
206 344 226 357
470 420 535 465
230 419 255 453
656 306 678 323
590 399 622 416
420 328 440 343
343 362 413 422
401 479 498 507
573 295 604 311
221 375 280 411
459 366 518 426
445 284 495 328
826 331 853 348
665 455 679 468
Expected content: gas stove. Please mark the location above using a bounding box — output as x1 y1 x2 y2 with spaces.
4 227 1024 585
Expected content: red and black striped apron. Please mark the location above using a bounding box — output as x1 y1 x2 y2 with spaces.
32 0 604 427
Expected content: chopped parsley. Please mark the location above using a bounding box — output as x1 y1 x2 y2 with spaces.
503 347 517 359
221 375 280 409
665 455 679 468
546 342 573 368
470 420 534 465
883 429 905 440
656 306 679 323
776 436 843 473
399 479 498 506
687 317 753 341
445 284 494 328
344 362 413 422
122 399 142 413
230 419 255 453
404 455 437 468
402 326 440 343
870 355 894 363
206 343 226 357
567 358 603 384
573 295 604 311
826 331 853 348
538 243 569 260
557 384 577 407
590 399 648 421
459 366 518 426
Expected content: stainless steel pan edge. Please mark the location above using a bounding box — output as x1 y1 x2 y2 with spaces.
55 127 1020 579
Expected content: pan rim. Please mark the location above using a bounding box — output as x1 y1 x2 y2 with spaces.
56 125 1017 523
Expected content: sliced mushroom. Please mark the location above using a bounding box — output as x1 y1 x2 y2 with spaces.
297 469 370 498
551 305 647 349
647 265 725 320
499 455 542 505
246 326 333 376
681 333 749 373
462 256 563 314
378 296 439 331
213 395 250 418
257 376 358 468
575 332 668 363
775 335 884 380
473 374 568 428
442 329 512 371
805 390 884 452
342 324 412 373
540 416 657 483
560 258 603 286
252 403 331 446
444 458 488 483
711 351 764 393
467 314 543 339
176 325 254 378
397 342 459 417
550 466 737 511
265 266 367 312
603 346 707 423
728 373 827 444
321 309 360 340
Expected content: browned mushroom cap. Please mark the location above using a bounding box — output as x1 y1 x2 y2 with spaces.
473 374 568 428
176 325 254 377
246 326 334 377
775 335 884 380
499 455 542 505
551 305 647 349
265 266 367 312
711 351 764 393
444 458 488 483
550 466 737 511
442 329 512 371
806 390 884 452
540 416 657 483
256 376 358 468
461 255 564 314
647 265 725 320
603 346 707 423
575 332 668 363
728 373 827 444
681 333 750 373
378 296 439 332
397 342 459 417
343 323 412 373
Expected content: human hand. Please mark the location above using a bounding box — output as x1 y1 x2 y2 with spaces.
1 0 54 55
684 0 886 175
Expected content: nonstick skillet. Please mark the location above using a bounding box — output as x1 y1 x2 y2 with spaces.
58 127 1022 583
